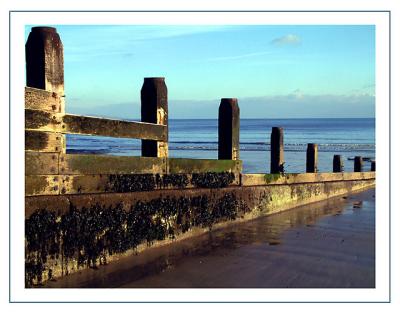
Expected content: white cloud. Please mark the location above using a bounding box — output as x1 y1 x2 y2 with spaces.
271 34 301 46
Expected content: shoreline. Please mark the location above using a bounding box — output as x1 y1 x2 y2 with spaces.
45 187 375 288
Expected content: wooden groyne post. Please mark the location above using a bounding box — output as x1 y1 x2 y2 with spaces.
25 26 66 154
141 77 168 157
218 98 240 160
354 156 363 172
306 143 318 173
270 127 284 174
371 160 376 172
333 155 344 172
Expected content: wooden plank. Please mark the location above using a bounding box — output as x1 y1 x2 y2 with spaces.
25 175 60 196
25 130 64 152
241 172 376 186
25 87 62 112
25 110 167 141
167 158 242 174
59 154 167 175
58 172 239 195
25 109 61 132
62 114 167 140
61 174 161 194
25 152 59 175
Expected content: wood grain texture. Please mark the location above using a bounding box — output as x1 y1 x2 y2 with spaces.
25 130 64 152
25 152 59 175
59 154 167 175
25 110 166 141
25 87 62 112
25 175 60 196
62 114 167 140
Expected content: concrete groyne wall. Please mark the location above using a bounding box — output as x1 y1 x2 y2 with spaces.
24 27 375 286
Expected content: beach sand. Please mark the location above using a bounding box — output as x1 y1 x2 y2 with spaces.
45 188 375 288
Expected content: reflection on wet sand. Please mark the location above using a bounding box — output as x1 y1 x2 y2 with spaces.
45 188 375 288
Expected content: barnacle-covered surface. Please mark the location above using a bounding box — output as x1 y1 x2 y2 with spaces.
24 175 375 287
25 192 248 287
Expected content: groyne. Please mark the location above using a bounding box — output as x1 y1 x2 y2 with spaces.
24 26 375 286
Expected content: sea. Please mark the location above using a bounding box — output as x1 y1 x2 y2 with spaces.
67 118 375 174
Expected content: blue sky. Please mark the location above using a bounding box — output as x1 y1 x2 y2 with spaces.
25 25 375 118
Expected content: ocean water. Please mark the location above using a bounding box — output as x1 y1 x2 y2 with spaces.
67 118 375 174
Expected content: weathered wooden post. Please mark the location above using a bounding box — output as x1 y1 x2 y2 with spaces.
306 143 318 173
371 160 376 172
25 26 65 153
218 98 240 160
270 127 284 174
354 156 363 172
141 77 168 157
333 154 344 172
26 26 64 95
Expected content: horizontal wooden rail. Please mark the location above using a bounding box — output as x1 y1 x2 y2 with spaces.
241 172 376 186
25 172 241 196
25 130 64 152
167 158 242 174
59 154 167 175
25 109 167 141
25 152 241 175
25 153 242 194
25 87 63 112
25 170 374 197
25 152 167 175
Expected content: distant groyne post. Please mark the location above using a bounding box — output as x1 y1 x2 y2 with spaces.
270 127 284 174
371 160 376 172
218 98 240 160
141 77 168 157
306 143 318 173
333 155 344 172
354 156 363 172
25 26 66 153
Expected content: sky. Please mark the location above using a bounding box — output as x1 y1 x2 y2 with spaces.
25 25 375 119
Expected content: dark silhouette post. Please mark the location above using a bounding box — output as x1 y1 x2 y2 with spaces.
333 155 344 172
306 143 318 173
354 156 363 172
371 160 376 172
141 77 168 157
26 26 64 95
218 98 240 160
270 127 284 174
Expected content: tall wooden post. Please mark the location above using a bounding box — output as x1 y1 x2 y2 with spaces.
25 26 65 153
333 154 344 172
306 143 318 173
26 26 64 95
218 98 240 160
354 156 363 172
141 77 168 157
270 127 284 174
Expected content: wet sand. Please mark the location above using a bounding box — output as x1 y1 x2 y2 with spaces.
46 188 375 288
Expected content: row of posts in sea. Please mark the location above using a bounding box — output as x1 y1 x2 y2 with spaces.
268 126 376 174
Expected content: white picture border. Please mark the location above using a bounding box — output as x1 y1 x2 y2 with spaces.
9 11 390 303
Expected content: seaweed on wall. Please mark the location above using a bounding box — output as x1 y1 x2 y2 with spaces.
25 190 244 286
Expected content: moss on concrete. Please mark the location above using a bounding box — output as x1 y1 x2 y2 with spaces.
263 173 283 184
